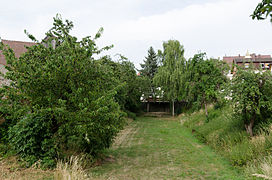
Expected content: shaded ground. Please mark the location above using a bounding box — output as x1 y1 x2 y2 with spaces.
89 117 245 179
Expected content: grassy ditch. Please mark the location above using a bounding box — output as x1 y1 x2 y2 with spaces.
183 105 272 178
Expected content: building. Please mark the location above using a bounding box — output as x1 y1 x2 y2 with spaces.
0 39 35 86
223 51 272 79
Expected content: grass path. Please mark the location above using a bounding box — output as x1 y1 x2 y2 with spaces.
89 117 245 179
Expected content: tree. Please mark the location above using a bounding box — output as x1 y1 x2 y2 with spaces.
140 47 158 80
100 56 142 112
153 40 186 116
139 47 159 106
252 0 272 22
0 15 125 167
184 53 228 117
231 66 272 136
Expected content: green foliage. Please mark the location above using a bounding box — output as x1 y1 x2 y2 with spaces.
99 56 142 112
117 60 142 112
154 40 186 115
183 106 272 167
252 0 272 22
154 40 185 101
0 15 125 166
139 46 159 99
184 53 229 115
140 46 158 80
0 88 30 143
9 109 56 168
231 66 272 136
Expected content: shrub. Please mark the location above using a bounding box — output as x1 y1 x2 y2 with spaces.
0 15 125 167
8 109 56 168
231 67 272 136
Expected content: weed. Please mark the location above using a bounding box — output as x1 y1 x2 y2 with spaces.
54 155 89 180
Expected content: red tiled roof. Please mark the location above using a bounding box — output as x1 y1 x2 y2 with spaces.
223 54 272 63
0 39 36 65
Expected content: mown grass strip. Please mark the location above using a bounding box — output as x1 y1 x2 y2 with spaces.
89 117 245 179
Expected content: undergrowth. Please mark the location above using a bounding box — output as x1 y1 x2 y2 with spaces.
183 105 272 178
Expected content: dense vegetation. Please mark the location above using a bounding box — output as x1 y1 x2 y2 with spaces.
0 15 141 167
0 1 272 177
183 106 272 177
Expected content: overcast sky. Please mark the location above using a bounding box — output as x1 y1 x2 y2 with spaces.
0 0 271 69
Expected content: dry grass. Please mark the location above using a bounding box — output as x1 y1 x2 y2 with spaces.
252 173 272 180
0 156 53 180
54 155 90 180
112 123 139 149
246 155 272 179
0 155 92 180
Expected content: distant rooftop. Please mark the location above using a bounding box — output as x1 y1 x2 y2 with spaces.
223 52 272 65
0 39 36 65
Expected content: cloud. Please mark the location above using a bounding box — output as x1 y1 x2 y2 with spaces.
95 0 272 68
0 0 271 69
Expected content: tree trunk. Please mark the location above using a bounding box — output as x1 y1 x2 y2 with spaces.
147 102 150 112
245 117 255 137
172 99 175 116
204 102 208 117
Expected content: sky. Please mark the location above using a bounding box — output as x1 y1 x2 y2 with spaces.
0 0 272 69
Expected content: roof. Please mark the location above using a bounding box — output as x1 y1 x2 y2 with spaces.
223 53 272 64
234 58 272 63
0 39 36 65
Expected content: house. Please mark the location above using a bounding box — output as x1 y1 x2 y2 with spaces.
223 51 272 79
0 39 35 86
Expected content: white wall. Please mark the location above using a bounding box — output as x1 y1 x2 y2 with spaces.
0 64 8 87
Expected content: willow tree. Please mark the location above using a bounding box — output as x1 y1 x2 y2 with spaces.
153 40 186 116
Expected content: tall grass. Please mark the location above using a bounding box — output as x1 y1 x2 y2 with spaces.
183 105 272 177
247 155 272 179
54 156 89 180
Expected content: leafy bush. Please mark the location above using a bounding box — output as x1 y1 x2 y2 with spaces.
183 53 229 117
231 66 272 136
99 57 142 113
0 15 125 167
8 109 56 168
